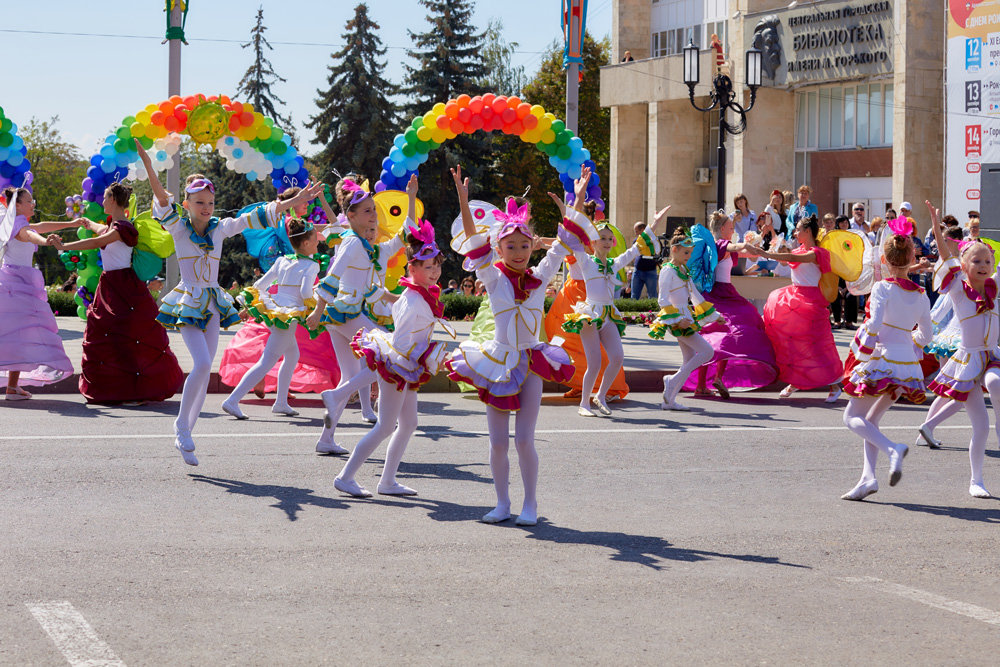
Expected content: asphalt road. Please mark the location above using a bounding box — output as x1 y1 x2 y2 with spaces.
2 391 999 665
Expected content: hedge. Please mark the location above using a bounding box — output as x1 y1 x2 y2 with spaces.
47 287 78 316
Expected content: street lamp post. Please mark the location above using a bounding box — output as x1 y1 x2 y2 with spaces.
683 41 763 210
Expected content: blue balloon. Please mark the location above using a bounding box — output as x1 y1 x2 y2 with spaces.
568 137 583 151
389 147 404 163
390 162 406 177
100 145 116 160
100 160 116 173
580 148 591 163
0 163 12 177
272 178 283 189
589 172 599 186
568 163 582 179
0 148 8 162
582 159 596 170
548 155 560 169
393 134 406 149
9 136 23 152
233 148 244 159
247 170 258 181
115 153 130 167
379 169 392 184
105 134 118 145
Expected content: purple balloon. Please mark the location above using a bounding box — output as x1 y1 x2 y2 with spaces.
595 197 605 211
374 181 386 193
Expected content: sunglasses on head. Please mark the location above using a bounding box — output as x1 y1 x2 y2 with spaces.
185 178 215 195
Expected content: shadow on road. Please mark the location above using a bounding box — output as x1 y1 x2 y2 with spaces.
517 520 811 571
884 501 1000 522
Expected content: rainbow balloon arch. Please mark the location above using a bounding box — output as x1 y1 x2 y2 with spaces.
0 107 33 192
375 94 604 217
76 93 308 218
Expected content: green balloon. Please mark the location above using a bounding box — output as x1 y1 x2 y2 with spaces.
555 131 570 146
140 136 154 150
0 132 11 147
269 127 283 142
76 305 88 319
0 106 5 119
272 142 287 156
551 120 566 133
116 127 131 140
404 127 418 143
0 118 10 133
401 143 416 157
84 276 99 293
412 116 424 129
122 115 136 127
113 138 129 152
557 144 572 160
427 140 441 150
416 140 430 153
258 139 273 154
84 202 104 222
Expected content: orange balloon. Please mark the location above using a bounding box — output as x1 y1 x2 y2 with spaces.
508 96 521 108
482 93 496 107
219 95 232 105
469 96 484 113
456 94 471 108
492 96 508 113
444 102 459 119
436 115 450 129
158 101 174 115
150 110 165 126
522 114 539 129
169 95 183 106
516 102 532 119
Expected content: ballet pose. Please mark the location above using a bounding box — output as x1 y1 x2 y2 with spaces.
138 139 322 465
840 233 931 500
562 193 666 416
52 182 183 404
0 187 77 398
221 215 323 419
922 201 1000 498
334 213 452 498
649 227 720 411
446 166 594 525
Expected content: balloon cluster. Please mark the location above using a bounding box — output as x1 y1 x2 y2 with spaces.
216 136 272 182
128 134 182 181
64 194 86 218
69 227 102 319
58 250 87 271
375 94 603 215
0 106 33 192
312 252 331 274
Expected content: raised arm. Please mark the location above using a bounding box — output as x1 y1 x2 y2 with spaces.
647 204 669 238
926 200 949 262
405 173 418 224
135 138 170 208
317 188 339 226
573 166 591 213
451 166 475 238
275 181 324 216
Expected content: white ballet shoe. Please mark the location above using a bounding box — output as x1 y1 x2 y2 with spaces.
360 409 377 424
916 426 942 450
591 398 612 416
969 481 992 498
661 399 690 411
825 385 843 403
321 390 340 428
175 431 195 452
889 443 908 487
174 440 199 466
577 407 596 417
221 400 248 420
515 506 538 526
315 438 349 455
334 477 372 498
271 405 299 417
779 384 796 399
377 482 418 496
841 479 878 501
481 507 512 524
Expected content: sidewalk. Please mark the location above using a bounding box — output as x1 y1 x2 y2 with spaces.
45 316 858 394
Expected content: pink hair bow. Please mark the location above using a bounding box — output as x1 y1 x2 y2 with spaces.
342 178 371 208
886 215 913 237
407 219 441 261
493 199 533 240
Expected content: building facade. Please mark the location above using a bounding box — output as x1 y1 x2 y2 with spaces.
601 0 943 231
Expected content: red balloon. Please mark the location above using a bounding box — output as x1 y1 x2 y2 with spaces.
174 107 188 122
457 107 472 123
469 96 484 114
150 110 165 126
490 115 506 132
522 114 539 130
492 96 508 113
229 116 242 133
436 115 450 129
481 106 494 121
449 118 464 134
230 101 243 114
163 116 180 132
509 119 524 134
482 93 496 107
240 112 254 126
502 108 516 123
470 115 485 130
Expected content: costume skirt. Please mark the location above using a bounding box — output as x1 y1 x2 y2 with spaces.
446 340 574 411
79 268 183 403
842 343 927 404
543 278 628 399
682 281 777 391
241 286 322 337
351 329 445 392
926 347 1000 402
561 301 627 336
763 284 843 390
219 320 341 393
157 282 240 330
0 263 73 386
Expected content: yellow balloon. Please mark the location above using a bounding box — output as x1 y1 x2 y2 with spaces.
416 126 432 142
136 110 151 125
530 105 545 118
187 101 230 146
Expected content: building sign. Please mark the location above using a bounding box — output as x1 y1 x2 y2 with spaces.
745 1 893 87
946 1 1000 218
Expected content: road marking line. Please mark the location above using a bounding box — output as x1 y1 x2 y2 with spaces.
843 577 1000 626
26 601 125 666
0 424 973 442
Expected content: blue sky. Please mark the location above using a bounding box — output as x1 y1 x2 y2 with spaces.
6 0 611 159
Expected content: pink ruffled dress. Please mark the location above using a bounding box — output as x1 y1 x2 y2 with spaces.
0 215 74 385
763 246 843 389
842 277 932 403
445 208 596 411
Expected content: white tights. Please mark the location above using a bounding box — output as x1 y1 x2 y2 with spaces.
226 324 299 410
843 394 897 482
663 334 714 402
578 321 624 409
920 395 963 441
485 373 542 518
175 314 221 436
318 317 378 442
338 377 418 487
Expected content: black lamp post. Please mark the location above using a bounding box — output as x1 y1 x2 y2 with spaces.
684 40 763 210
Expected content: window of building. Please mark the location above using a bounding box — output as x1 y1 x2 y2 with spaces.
794 81 894 152
649 1 725 57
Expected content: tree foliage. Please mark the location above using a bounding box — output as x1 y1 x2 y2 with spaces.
236 6 291 131
307 3 398 183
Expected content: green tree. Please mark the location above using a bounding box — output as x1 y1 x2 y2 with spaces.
20 116 86 284
477 17 525 96
236 6 291 131
307 3 398 182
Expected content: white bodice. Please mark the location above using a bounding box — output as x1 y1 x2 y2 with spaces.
2 216 35 266
254 254 320 309
864 280 932 353
99 238 133 271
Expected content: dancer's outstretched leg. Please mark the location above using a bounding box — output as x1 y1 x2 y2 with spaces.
593 323 624 415
334 378 406 497
966 386 991 498
378 387 419 495
916 395 960 449
577 323 602 416
271 324 300 415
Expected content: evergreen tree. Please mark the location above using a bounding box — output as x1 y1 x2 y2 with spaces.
307 3 398 182
236 6 291 130
403 0 488 281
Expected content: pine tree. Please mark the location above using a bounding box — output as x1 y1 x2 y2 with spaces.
307 3 398 182
235 6 291 130
402 0 488 282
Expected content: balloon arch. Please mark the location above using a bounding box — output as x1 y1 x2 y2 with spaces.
0 106 33 192
375 94 604 215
